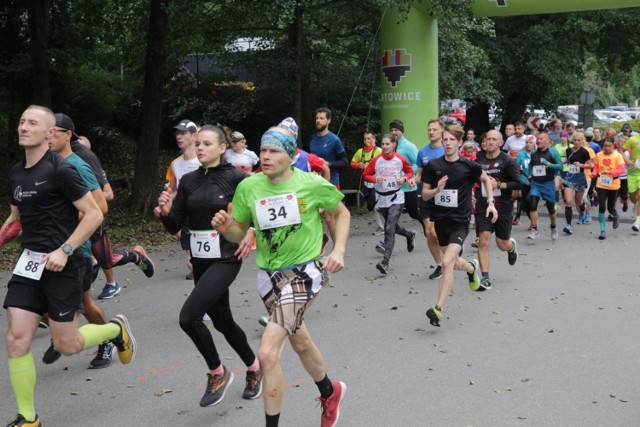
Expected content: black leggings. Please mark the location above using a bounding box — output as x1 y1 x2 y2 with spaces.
596 188 618 214
404 190 420 221
528 195 555 214
179 261 255 370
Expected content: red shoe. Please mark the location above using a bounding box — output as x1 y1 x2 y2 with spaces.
512 219 521 226
318 380 346 427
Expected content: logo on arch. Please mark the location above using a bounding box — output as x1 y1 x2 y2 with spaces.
382 48 411 87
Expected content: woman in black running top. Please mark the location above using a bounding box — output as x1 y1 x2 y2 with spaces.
154 124 263 407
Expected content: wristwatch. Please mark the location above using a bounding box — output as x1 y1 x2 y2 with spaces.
486 198 495 204
60 243 73 256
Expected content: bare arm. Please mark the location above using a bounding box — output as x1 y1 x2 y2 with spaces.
102 183 114 202
211 203 251 243
323 201 350 273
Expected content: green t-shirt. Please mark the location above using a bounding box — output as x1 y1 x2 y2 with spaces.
624 135 640 176
65 153 100 257
553 143 571 172
232 168 344 270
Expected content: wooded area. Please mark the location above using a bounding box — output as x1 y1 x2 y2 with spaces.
2 0 640 214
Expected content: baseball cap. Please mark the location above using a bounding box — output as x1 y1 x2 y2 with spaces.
585 130 594 138
54 113 80 141
174 119 197 133
231 131 245 141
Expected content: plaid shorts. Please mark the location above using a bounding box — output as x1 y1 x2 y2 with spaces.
257 260 329 334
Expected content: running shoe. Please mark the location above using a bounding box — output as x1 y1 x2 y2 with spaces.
89 342 116 369
550 227 559 241
468 259 480 291
607 214 614 221
42 340 61 365
132 245 155 278
507 238 518 266
373 227 384 236
576 213 584 224
527 229 540 240
623 201 629 212
317 380 346 427
6 414 41 427
426 306 443 327
109 314 136 364
632 221 640 232
598 231 606 240
376 261 389 275
428 265 443 280
243 369 263 400
406 230 416 253
471 237 479 248
478 277 492 291
200 366 234 407
258 315 269 327
512 219 521 226
186 271 194 280
98 282 121 300
562 224 573 235
375 242 385 254
613 214 620 229
584 213 592 224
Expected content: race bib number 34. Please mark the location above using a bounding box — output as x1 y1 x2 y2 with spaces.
256 193 302 230
14 249 47 280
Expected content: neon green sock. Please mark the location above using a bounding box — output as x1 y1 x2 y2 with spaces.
9 352 36 422
79 323 120 350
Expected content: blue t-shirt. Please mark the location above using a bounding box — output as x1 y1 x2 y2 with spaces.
417 144 445 169
309 131 345 185
396 136 418 192
589 142 602 154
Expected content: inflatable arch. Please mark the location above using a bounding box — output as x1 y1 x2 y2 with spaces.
380 0 640 145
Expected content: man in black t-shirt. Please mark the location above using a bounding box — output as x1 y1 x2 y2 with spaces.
1 105 137 427
474 130 522 290
421 125 497 328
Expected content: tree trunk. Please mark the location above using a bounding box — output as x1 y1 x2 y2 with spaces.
501 92 528 134
288 3 307 146
29 0 51 106
130 0 168 215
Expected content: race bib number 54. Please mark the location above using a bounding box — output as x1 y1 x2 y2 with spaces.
256 193 302 230
14 249 47 280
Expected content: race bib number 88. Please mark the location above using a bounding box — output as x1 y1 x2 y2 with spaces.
14 249 47 280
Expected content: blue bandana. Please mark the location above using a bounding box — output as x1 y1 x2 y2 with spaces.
260 130 297 158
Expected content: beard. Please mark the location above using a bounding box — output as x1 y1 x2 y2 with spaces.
316 123 328 133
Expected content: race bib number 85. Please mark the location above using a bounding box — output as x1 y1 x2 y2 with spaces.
434 189 458 208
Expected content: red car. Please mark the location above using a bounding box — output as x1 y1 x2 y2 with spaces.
446 107 466 125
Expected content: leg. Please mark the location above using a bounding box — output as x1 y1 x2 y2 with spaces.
435 243 473 309
259 323 291 416
423 218 442 265
477 230 492 276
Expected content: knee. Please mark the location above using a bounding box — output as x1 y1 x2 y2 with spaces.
178 310 198 333
258 342 281 371
52 335 80 356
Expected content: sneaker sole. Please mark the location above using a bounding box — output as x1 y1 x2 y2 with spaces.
113 314 136 364
374 246 385 255
468 260 480 291
426 309 441 327
201 372 234 407
376 264 388 275
508 238 518 266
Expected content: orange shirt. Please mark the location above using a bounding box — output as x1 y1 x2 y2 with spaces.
593 150 625 191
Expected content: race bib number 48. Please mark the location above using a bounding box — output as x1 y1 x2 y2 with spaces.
256 193 302 230
13 249 47 280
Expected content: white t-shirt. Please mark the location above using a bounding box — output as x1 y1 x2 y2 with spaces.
225 149 259 173
166 155 201 188
504 135 527 156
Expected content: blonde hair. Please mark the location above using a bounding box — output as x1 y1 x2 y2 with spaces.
444 124 464 141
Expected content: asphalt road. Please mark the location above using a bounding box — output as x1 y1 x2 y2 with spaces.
1 211 639 426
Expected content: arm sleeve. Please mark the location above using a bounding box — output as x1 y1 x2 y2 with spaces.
362 156 378 183
330 151 349 169
350 149 363 169
549 149 564 171
611 154 626 177
504 158 522 190
307 153 326 173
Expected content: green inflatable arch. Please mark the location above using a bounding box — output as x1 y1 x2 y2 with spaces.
380 0 640 145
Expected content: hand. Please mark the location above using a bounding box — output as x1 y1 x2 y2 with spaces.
234 228 255 260
41 248 68 272
486 205 498 224
322 249 345 273
436 175 448 192
156 188 174 217
407 178 416 189
211 203 234 233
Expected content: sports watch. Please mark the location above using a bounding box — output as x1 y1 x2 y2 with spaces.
60 243 73 256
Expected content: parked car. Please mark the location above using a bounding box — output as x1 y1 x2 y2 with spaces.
599 110 633 122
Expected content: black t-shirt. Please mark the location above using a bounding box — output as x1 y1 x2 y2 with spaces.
566 146 591 167
422 156 482 222
10 150 88 266
475 151 521 211
161 161 247 262
71 140 108 188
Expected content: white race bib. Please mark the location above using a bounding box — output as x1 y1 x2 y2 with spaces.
434 189 458 207
13 249 47 280
190 230 221 259
532 165 546 177
255 193 302 230
381 176 399 191
568 164 580 174
523 159 530 170
599 175 613 187
635 158 640 169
